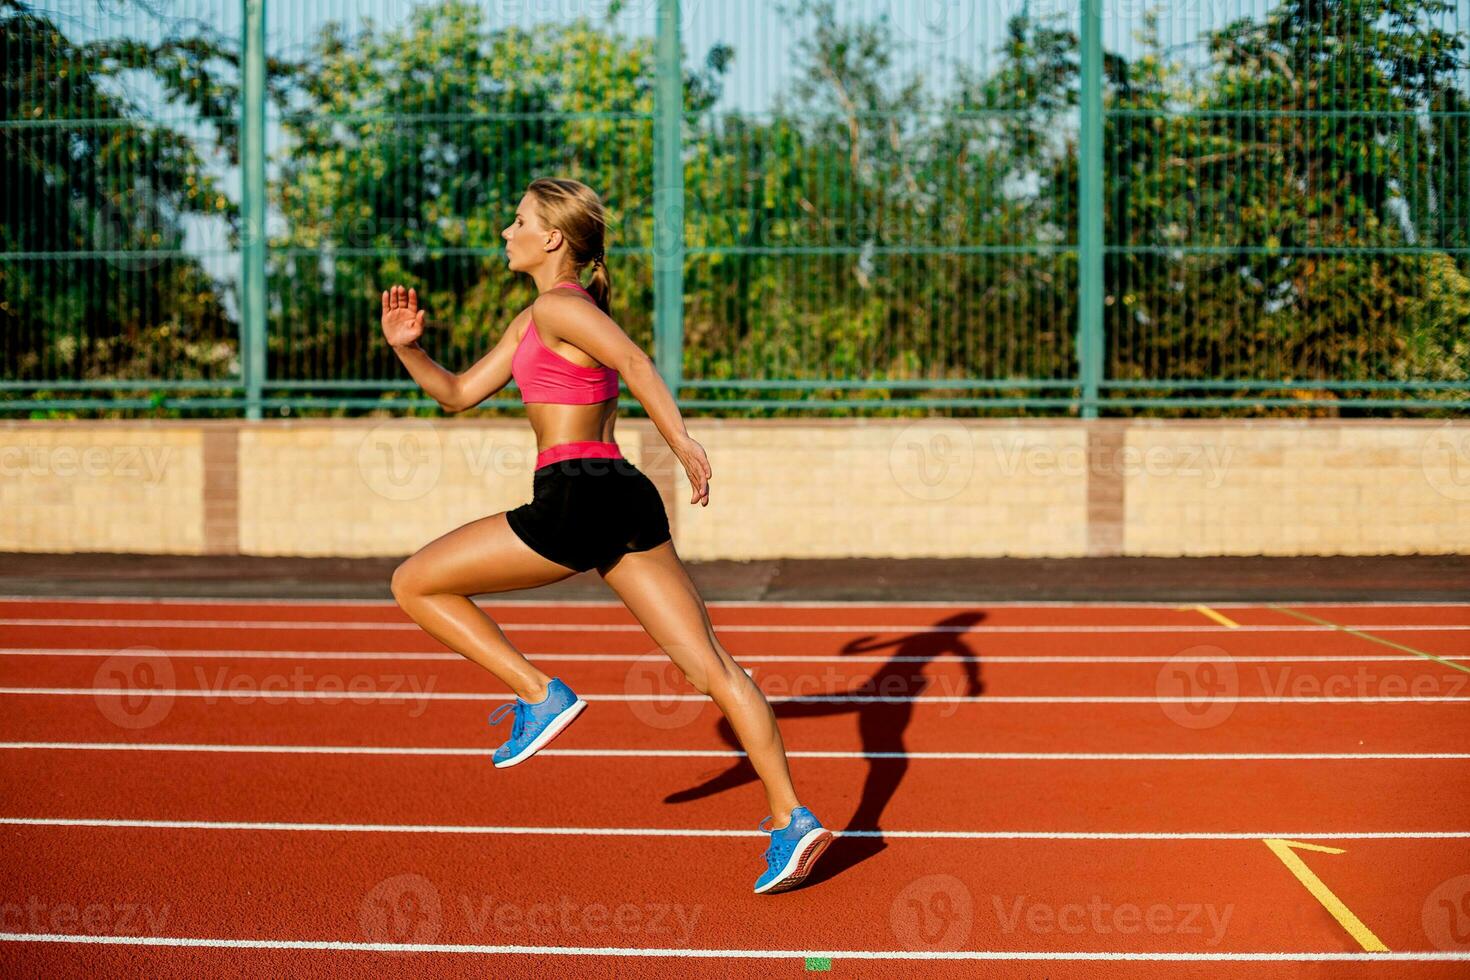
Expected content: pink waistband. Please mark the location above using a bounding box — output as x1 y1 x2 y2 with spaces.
535 440 624 469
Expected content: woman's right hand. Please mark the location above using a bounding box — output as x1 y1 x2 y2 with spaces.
671 434 712 507
380 284 426 349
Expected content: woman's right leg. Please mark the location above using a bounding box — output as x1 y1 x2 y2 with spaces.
391 512 577 702
597 540 803 826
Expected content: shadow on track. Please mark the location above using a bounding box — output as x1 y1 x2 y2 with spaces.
664 609 987 885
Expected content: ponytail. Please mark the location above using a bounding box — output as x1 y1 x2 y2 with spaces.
586 253 612 316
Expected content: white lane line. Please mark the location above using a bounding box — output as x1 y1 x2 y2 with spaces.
1 617 1467 634
5 688 1469 704
3 648 1467 665
3 742 1467 761
2 817 1467 841
5 595 1467 608
0 934 1467 961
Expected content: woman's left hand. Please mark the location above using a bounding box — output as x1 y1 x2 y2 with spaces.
671 434 712 507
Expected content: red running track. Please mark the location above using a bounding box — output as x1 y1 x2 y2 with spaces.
0 598 1467 978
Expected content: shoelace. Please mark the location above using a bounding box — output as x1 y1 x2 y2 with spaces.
489 700 528 741
758 815 791 868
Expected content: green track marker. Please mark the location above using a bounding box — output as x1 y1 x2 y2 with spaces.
804 956 832 971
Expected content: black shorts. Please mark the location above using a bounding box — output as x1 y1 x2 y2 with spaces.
506 456 672 573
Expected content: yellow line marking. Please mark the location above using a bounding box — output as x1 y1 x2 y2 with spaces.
1269 605 1470 676
1262 838 1388 952
1177 604 1240 629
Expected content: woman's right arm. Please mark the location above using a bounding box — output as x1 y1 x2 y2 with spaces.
381 283 518 414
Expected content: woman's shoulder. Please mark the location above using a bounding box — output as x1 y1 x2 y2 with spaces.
531 287 592 317
530 288 596 338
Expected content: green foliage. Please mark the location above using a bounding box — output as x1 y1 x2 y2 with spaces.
0 0 235 387
2 0 1467 416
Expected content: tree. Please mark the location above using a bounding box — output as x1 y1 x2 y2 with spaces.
1 0 236 390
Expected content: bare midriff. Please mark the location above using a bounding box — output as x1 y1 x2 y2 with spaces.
527 399 618 458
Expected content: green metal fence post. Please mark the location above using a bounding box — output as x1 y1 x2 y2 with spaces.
1077 0 1104 419
653 0 685 401
241 0 267 420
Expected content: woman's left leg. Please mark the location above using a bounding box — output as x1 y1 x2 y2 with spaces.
597 539 802 825
391 512 577 702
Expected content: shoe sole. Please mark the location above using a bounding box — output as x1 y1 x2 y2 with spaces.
493 699 588 769
754 827 833 894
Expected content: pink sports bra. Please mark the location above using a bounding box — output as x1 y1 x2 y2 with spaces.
511 281 620 404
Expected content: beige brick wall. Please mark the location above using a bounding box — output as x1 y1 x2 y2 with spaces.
3 419 1467 559
1125 421 1470 556
668 421 1090 560
0 425 203 553
237 421 646 557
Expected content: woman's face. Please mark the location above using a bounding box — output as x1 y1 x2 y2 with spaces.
501 192 556 273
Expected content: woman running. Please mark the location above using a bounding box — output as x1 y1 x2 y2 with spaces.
378 177 831 894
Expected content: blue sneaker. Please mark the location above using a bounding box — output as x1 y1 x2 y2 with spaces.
488 678 587 768
753 805 833 894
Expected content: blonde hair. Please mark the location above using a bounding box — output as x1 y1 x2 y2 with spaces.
527 176 610 315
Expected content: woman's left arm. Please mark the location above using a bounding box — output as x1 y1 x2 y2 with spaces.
534 293 711 506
